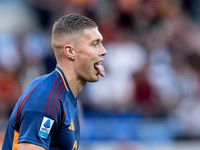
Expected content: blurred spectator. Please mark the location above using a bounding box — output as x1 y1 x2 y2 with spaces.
132 66 160 117
0 33 22 118
0 33 22 71
20 31 50 90
26 0 100 31
183 0 200 26
0 70 22 118
0 1 39 33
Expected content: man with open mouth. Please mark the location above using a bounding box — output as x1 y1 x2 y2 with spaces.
2 13 107 150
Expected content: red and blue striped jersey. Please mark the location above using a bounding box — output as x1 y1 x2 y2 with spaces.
2 66 80 150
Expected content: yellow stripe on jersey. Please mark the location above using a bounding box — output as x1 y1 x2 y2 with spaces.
69 119 75 131
55 68 69 92
12 130 19 150
72 140 78 150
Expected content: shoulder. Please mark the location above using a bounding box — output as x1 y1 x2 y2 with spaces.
22 70 66 114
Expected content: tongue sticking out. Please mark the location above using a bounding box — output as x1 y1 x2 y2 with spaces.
94 64 105 77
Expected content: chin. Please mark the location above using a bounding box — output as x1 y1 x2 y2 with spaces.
88 76 100 82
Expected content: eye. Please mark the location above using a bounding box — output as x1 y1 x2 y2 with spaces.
93 42 98 47
92 39 102 47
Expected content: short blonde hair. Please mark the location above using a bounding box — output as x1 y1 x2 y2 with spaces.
52 13 97 39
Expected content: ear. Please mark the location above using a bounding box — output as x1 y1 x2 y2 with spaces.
64 45 75 60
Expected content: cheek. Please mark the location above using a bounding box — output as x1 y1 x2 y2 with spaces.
75 48 96 72
76 56 91 72
81 59 93 71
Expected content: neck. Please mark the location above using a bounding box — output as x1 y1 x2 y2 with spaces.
57 64 86 98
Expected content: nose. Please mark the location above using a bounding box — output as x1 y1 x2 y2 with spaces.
100 45 107 56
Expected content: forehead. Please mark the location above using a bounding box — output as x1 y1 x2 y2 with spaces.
82 28 103 42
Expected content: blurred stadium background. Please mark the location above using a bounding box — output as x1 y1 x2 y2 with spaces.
1 0 200 149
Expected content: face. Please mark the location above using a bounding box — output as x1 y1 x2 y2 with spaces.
74 28 107 83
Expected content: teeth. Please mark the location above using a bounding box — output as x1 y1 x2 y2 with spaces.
97 62 102 65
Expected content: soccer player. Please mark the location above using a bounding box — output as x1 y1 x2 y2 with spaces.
2 13 107 150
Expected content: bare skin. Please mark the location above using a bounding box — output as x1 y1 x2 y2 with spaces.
18 143 46 150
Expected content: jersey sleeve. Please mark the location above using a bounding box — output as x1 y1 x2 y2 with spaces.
18 111 57 149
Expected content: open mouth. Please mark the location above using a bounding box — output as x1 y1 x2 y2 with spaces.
94 62 105 77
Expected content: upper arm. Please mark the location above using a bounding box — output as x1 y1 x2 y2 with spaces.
18 111 57 149
18 142 46 150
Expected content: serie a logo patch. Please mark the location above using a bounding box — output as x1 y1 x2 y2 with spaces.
38 117 54 139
